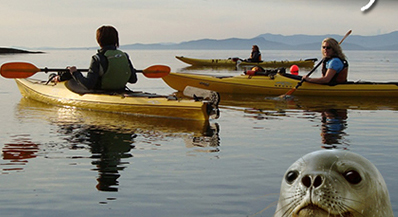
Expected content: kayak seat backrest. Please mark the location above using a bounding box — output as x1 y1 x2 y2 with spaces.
66 79 94 94
65 79 172 98
214 75 234 79
246 68 286 78
66 79 126 95
281 73 302 80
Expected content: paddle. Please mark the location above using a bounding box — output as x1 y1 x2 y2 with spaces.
0 62 170 79
280 30 352 98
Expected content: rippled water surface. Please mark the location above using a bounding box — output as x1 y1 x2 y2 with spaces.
0 49 397 216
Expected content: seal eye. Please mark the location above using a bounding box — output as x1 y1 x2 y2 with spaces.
343 170 362 184
285 170 299 184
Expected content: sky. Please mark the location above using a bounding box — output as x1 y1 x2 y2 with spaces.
0 0 397 48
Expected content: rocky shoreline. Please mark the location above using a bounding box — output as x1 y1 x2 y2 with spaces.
0 47 43 54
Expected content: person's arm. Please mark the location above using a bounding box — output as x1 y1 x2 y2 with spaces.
303 58 343 84
70 56 100 89
303 69 336 84
251 52 261 62
126 53 137 84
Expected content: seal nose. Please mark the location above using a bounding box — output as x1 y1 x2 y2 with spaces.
301 175 323 188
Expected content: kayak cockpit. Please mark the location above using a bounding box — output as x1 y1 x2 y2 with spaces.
64 79 176 99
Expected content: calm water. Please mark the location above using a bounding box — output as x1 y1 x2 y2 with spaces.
0 49 397 216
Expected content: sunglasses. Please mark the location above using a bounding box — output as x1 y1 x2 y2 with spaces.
322 46 332 50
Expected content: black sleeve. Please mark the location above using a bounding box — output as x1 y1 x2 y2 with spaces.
58 71 73 81
126 53 138 84
252 52 261 62
71 56 100 89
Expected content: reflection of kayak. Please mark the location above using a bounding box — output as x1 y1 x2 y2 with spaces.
162 72 398 97
15 78 218 120
175 56 316 68
16 97 211 136
218 94 398 111
17 97 221 151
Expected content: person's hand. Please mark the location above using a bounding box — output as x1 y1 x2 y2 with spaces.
47 73 60 83
53 75 61 83
67 66 77 74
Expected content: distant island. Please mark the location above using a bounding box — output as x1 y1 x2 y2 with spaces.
4 31 398 51
0 47 43 54
119 31 398 51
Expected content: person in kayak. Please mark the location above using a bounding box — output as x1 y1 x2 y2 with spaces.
246 45 262 62
302 38 348 85
55 25 137 90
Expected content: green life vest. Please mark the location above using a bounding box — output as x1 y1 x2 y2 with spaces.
100 50 132 90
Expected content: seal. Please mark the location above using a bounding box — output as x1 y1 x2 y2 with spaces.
275 149 393 217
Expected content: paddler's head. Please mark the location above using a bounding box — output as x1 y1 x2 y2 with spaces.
97 25 119 48
321 37 346 60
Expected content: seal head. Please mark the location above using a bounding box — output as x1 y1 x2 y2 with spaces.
275 149 393 217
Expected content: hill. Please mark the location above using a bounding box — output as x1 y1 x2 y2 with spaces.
120 31 398 50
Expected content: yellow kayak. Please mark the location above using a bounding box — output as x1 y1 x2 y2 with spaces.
176 56 316 68
15 78 219 120
162 71 398 97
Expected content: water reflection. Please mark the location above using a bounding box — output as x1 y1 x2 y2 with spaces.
320 109 348 148
13 98 220 191
89 130 134 192
219 95 398 148
220 94 398 111
57 124 134 191
1 135 39 173
186 123 220 153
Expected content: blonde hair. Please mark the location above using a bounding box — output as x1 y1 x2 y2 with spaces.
322 38 346 60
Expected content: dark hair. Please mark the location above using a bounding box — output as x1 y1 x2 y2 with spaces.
252 45 259 52
96 25 119 47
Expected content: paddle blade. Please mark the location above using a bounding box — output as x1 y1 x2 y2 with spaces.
279 88 296 98
141 65 170 78
0 62 40 78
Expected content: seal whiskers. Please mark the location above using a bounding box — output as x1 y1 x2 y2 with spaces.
273 196 302 217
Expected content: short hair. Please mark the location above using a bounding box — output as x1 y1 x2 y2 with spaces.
322 38 346 60
96 25 119 47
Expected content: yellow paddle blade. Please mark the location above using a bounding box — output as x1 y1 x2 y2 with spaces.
0 62 40 78
142 65 170 78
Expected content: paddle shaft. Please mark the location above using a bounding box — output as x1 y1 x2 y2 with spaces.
293 59 323 89
40 68 144 73
0 62 169 79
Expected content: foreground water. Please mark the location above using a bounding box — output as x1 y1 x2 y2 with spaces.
0 49 397 216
